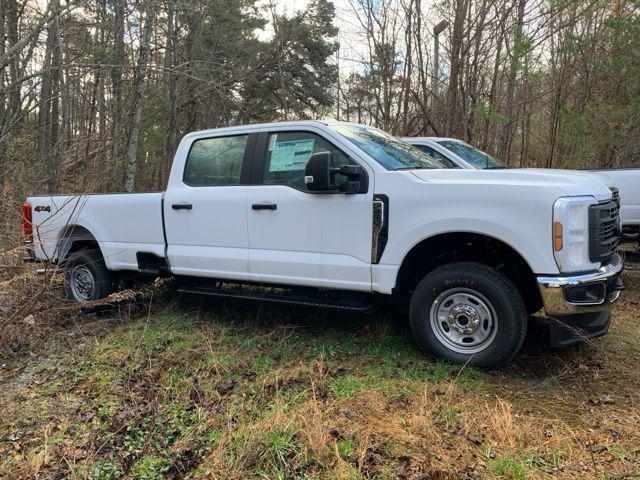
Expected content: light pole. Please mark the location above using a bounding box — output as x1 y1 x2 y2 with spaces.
432 20 449 125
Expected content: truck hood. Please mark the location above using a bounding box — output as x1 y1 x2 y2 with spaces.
409 168 613 201
580 170 616 189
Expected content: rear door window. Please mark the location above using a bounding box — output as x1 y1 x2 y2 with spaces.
183 135 249 186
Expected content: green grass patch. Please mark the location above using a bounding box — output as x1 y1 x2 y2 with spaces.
5 282 640 480
490 457 528 479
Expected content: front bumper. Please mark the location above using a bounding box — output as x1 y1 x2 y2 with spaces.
537 254 624 316
536 254 624 347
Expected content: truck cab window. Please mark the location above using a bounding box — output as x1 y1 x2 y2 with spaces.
413 144 461 169
183 135 248 186
263 132 351 190
436 140 507 169
331 125 445 170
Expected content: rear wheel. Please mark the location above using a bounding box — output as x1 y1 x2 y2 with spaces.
64 249 115 301
409 262 527 369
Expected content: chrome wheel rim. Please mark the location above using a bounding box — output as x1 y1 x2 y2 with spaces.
69 266 96 301
430 288 498 354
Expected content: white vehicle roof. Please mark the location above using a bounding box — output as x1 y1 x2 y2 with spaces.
402 136 464 143
183 120 377 139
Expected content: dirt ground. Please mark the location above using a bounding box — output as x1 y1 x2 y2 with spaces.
0 251 639 479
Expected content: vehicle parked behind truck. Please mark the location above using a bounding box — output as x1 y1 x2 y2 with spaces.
586 168 640 244
23 121 624 368
405 136 640 245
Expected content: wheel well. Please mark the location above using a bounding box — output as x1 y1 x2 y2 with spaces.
395 232 542 314
57 225 102 264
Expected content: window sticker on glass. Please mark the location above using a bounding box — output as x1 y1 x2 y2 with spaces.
268 139 315 172
268 134 278 151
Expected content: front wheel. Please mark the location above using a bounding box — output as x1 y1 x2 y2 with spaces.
409 262 527 369
64 249 116 302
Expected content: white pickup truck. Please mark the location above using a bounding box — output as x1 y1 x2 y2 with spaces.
405 137 640 244
587 169 640 244
23 121 625 368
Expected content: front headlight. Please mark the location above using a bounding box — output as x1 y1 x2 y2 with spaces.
553 196 601 273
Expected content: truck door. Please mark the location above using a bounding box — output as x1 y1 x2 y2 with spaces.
163 133 254 281
246 128 373 291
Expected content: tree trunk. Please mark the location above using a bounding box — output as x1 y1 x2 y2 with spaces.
6 0 21 132
48 0 63 193
497 0 526 162
445 0 468 136
160 0 177 189
36 26 54 193
480 9 506 151
0 0 6 128
0 0 5 208
184 13 199 132
109 0 125 190
123 0 155 192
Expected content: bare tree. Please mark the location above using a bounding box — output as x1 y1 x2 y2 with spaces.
109 0 125 189
160 0 178 189
497 0 526 162
123 0 156 192
445 0 469 136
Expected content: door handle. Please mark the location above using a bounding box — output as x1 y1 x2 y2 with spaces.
252 203 277 211
172 203 193 210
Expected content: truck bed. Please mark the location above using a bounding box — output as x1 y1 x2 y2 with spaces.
28 193 165 271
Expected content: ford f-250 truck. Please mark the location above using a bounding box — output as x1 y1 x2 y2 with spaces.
405 137 640 246
23 121 625 368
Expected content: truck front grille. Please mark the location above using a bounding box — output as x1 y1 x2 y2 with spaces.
588 188 620 264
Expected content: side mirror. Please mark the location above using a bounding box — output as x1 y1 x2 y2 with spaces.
305 152 333 192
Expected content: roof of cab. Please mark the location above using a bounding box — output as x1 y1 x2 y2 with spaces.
182 120 371 140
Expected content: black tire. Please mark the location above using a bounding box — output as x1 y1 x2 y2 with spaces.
64 249 116 301
409 262 527 369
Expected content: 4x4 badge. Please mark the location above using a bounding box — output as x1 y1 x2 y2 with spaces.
34 205 50 212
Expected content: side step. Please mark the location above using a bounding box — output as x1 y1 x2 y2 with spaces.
177 284 375 313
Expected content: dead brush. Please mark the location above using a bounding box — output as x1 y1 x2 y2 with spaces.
0 241 169 366
0 249 67 362
483 397 520 447
296 380 335 466
260 360 315 397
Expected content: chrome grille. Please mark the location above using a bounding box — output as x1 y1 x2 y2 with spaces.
588 188 620 264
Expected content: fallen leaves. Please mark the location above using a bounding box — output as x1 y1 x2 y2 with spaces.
214 377 237 395
466 433 484 445
586 444 608 454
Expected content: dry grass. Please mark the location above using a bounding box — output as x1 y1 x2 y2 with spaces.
0 251 639 479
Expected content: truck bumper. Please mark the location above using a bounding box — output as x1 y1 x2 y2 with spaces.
536 254 624 347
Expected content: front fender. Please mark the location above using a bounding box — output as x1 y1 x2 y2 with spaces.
371 220 558 295
383 218 557 282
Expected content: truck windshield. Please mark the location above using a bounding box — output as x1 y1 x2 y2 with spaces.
436 140 507 169
331 125 446 170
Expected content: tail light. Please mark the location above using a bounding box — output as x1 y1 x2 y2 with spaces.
22 202 33 242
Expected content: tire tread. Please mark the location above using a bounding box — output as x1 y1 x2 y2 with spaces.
64 248 115 301
409 261 527 368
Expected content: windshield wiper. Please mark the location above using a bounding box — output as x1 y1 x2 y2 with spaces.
395 165 427 171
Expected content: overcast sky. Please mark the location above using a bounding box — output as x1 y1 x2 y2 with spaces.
262 0 445 77
258 0 373 75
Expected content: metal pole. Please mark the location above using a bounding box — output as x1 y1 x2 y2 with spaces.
432 20 449 127
336 43 341 121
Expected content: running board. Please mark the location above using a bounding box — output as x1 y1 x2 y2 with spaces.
177 285 375 313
